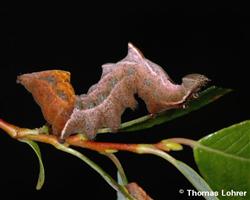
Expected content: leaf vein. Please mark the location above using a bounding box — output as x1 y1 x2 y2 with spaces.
210 129 235 146
223 132 246 153
235 139 250 156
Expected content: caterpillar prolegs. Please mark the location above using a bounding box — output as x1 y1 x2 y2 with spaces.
17 43 209 139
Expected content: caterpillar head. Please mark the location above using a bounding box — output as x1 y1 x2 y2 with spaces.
182 74 210 100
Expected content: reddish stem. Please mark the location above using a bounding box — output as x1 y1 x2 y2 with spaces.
66 136 140 152
0 119 168 153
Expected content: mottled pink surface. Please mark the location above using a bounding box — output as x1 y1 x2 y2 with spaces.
61 43 209 139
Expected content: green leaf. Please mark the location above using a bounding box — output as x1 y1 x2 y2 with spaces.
20 140 45 190
194 120 250 200
174 160 219 200
117 172 126 200
142 148 218 200
120 86 232 132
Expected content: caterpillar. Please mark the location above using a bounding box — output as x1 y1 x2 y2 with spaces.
17 43 209 139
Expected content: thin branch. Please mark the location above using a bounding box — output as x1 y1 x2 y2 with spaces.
0 119 172 153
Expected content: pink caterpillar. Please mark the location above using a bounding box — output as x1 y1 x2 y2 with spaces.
18 43 209 139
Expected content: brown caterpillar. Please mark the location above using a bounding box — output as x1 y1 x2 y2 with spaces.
18 43 209 139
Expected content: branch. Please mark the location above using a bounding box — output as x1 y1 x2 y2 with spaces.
0 118 180 200
0 119 182 154
0 118 213 200
0 119 136 200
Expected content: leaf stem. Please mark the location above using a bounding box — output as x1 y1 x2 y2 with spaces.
104 153 128 185
55 144 134 200
166 138 198 148
97 114 152 134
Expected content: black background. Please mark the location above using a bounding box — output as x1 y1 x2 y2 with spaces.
1 3 250 199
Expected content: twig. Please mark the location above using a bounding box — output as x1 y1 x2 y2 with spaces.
0 119 173 153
